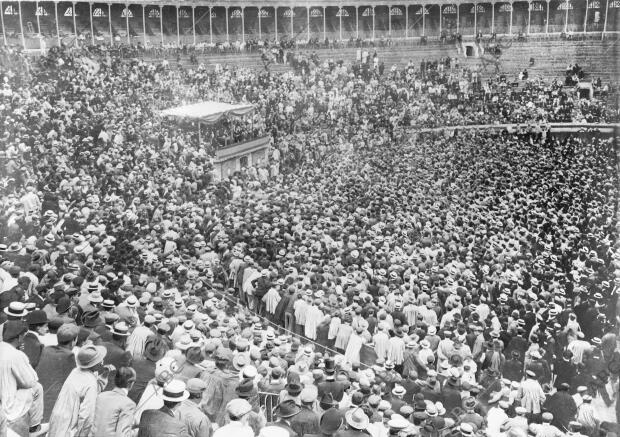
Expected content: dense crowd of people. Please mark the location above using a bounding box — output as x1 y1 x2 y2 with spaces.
0 41 619 437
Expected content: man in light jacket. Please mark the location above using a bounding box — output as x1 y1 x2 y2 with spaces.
93 367 137 437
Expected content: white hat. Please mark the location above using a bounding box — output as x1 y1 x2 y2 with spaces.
160 379 189 402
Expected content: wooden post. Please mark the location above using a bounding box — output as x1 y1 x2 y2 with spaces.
546 0 550 33
405 5 408 37
527 1 531 33
17 0 25 49
258 7 261 40
192 6 195 45
356 5 359 38
307 6 310 41
509 2 513 34
583 0 588 33
422 5 426 36
491 1 495 33
564 0 569 32
242 7 245 43
225 6 229 41
209 6 212 44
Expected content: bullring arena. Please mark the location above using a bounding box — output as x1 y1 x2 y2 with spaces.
0 0 619 436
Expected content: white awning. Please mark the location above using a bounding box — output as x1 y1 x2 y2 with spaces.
160 101 254 124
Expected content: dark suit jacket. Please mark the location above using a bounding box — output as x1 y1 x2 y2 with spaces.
318 380 346 402
290 406 320 437
23 331 43 368
36 344 76 421
103 341 132 368
138 407 189 437
103 340 132 389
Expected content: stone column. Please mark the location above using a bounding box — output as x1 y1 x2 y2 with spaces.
225 6 229 41
18 0 25 48
55 1 60 46
108 3 113 44
90 2 94 45
192 5 195 45
126 3 130 45
176 5 180 46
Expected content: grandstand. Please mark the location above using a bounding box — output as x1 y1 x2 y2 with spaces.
1 0 619 50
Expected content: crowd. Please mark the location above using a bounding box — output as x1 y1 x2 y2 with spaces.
0 41 619 437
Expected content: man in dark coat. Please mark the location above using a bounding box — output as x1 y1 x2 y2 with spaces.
502 350 524 381
36 323 79 421
23 310 48 368
102 322 132 389
553 350 576 389
137 380 189 437
318 359 346 402
440 376 463 413
291 388 320 437
267 399 300 437
543 383 577 431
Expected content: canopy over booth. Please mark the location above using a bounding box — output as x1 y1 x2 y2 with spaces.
160 101 255 124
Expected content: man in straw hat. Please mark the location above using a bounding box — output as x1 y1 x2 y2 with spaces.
176 378 212 437
336 407 369 437
48 344 110 437
137 379 189 437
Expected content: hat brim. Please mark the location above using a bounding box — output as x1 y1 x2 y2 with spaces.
345 411 369 430
161 390 190 402
76 346 107 369
3 307 28 317
320 416 343 434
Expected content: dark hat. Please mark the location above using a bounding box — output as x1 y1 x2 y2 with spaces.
56 296 72 314
285 382 302 396
2 320 27 341
26 310 48 326
144 337 167 362
235 378 255 398
274 399 301 418
324 358 336 378
81 310 101 328
319 408 343 434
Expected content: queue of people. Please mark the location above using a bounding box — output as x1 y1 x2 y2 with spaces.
0 42 619 437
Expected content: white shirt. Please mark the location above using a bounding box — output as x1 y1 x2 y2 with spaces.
212 421 254 437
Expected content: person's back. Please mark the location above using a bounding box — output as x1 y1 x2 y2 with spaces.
138 406 188 437
93 367 137 437
37 342 76 421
